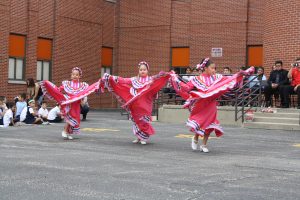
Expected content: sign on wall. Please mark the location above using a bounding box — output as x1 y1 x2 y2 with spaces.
211 48 223 57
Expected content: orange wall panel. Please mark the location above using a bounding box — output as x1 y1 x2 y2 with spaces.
248 46 263 66
37 38 52 60
9 34 25 57
102 47 113 66
172 47 189 67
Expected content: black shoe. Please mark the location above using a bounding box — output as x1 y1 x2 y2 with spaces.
297 106 300 109
82 118 86 121
281 105 289 108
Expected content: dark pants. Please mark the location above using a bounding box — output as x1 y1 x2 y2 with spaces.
280 85 300 107
81 105 89 120
48 116 63 123
14 115 20 122
264 85 283 107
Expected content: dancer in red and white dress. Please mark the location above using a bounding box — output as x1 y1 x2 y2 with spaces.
170 58 254 152
103 61 171 144
41 67 102 139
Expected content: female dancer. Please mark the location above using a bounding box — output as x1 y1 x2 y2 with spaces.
170 58 254 152
41 67 102 139
103 61 171 144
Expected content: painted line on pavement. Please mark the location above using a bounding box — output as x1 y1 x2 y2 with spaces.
82 128 120 133
175 134 218 139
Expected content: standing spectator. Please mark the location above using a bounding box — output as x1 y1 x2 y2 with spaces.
47 104 63 123
15 93 27 122
264 60 289 107
26 78 44 107
3 102 16 127
80 97 89 121
38 101 49 121
281 58 300 109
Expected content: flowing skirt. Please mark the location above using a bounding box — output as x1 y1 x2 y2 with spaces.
40 80 102 134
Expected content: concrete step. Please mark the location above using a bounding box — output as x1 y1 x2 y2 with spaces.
254 112 299 118
273 108 300 113
253 116 299 124
243 121 300 131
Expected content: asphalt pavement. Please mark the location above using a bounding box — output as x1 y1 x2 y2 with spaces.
0 111 299 200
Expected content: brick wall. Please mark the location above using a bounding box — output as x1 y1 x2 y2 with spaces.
264 0 300 75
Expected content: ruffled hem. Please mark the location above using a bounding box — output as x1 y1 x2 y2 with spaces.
133 123 150 141
186 119 224 137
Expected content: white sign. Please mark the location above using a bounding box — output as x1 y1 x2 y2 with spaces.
211 48 223 57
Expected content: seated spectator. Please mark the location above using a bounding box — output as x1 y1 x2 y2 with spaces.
80 97 89 121
38 101 49 121
249 67 267 89
182 67 193 82
0 96 8 125
20 99 42 124
15 93 27 122
3 102 16 127
280 58 300 109
47 104 63 123
223 67 232 75
264 60 289 107
192 67 200 75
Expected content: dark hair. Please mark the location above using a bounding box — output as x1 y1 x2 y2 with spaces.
257 67 264 73
41 101 47 104
6 102 15 109
186 67 192 71
27 78 35 87
20 93 26 100
296 57 300 61
275 60 283 66
0 96 5 101
200 58 214 68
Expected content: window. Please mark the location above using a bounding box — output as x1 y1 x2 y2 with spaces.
101 47 113 76
37 61 50 81
8 34 26 80
247 46 263 67
172 47 190 74
37 38 52 81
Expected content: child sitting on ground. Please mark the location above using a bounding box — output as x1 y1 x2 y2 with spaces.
15 93 27 122
0 96 8 125
20 99 42 124
38 101 49 121
3 102 16 127
47 104 63 123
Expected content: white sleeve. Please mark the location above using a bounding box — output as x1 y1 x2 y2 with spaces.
29 108 34 114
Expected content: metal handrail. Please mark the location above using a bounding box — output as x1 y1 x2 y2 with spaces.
234 75 262 122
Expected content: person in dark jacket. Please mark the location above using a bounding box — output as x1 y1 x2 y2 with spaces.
264 60 289 107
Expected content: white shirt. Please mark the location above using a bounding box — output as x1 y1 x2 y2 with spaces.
47 106 61 120
38 107 49 118
81 97 89 107
3 109 13 127
20 107 34 122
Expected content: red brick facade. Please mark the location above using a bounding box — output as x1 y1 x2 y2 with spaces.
0 0 299 108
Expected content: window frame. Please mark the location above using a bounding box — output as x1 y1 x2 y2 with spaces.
36 37 53 81
36 60 52 81
8 33 26 81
